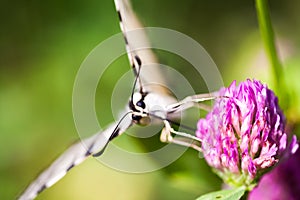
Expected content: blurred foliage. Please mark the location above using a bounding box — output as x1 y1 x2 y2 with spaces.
0 0 300 199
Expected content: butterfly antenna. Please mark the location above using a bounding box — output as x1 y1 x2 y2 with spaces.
92 111 132 157
114 0 145 96
130 62 143 100
109 111 133 141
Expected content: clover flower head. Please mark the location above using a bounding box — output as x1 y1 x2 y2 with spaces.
196 79 298 187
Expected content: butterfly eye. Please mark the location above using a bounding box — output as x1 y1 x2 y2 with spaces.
136 100 146 109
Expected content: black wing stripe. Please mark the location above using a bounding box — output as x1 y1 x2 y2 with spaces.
66 163 75 172
117 10 122 22
36 185 46 195
134 55 142 66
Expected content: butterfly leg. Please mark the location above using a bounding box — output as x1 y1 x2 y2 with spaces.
160 120 202 152
167 92 219 113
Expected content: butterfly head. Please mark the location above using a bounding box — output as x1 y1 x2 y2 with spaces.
129 92 151 125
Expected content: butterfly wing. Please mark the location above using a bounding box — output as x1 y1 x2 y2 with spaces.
19 116 132 200
115 0 170 93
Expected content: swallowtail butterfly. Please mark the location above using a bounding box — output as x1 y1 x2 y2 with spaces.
19 0 217 199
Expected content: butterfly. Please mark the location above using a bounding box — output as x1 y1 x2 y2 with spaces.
18 0 218 199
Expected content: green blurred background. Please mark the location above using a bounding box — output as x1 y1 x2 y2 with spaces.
1 0 300 199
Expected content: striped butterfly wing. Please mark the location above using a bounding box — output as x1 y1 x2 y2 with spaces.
19 118 132 200
115 0 171 94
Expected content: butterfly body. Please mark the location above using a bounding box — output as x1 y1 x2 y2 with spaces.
131 89 177 119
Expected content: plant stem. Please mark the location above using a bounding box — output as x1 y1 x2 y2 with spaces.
255 0 283 93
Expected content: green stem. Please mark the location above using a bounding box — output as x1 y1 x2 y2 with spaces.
255 0 284 93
